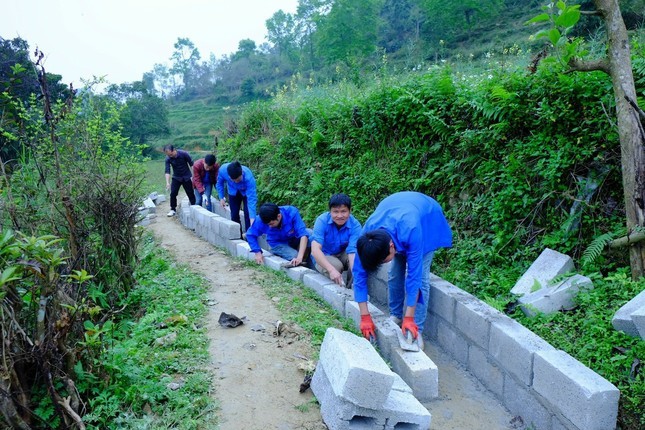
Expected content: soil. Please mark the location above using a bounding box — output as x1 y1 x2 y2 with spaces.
147 196 523 430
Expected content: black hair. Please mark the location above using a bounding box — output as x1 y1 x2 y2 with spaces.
356 229 391 271
204 154 216 166
227 161 243 179
329 193 352 210
163 144 175 152
259 203 280 224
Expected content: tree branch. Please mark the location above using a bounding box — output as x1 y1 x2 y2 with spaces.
567 57 611 74
609 231 645 248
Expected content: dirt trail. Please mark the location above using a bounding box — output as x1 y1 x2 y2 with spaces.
148 196 521 430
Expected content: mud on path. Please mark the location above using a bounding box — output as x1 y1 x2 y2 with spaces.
148 196 521 430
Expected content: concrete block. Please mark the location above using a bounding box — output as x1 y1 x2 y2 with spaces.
503 375 552 430
390 345 439 402
511 248 575 297
632 305 645 339
283 266 314 282
226 239 245 256
303 272 335 298
429 275 460 324
264 255 288 271
312 364 431 430
154 194 166 204
218 218 241 240
454 295 503 350
436 319 469 365
236 241 253 260
468 345 503 398
319 328 395 409
367 262 391 307
142 197 156 213
533 349 619 430
373 315 400 363
489 317 556 386
519 274 593 316
322 282 353 314
612 289 645 337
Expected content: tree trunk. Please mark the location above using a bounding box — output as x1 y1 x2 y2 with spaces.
594 0 645 278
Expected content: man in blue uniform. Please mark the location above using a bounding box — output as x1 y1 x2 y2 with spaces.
216 161 258 232
354 191 452 349
246 203 313 268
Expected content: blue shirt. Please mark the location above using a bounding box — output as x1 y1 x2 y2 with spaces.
353 192 452 306
164 150 193 180
246 206 310 253
311 212 362 257
216 163 258 219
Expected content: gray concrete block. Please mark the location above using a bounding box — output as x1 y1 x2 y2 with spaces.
236 241 253 260
264 255 288 271
284 266 314 282
533 349 619 430
218 218 241 240
631 305 645 339
345 300 385 331
489 317 556 386
503 375 553 430
312 364 431 430
468 345 503 398
319 328 395 409
436 319 469 365
226 239 245 256
373 316 400 363
519 274 593 317
390 345 439 402
511 248 575 297
154 194 166 203
142 197 156 213
612 288 645 337
429 275 460 324
303 272 335 298
454 294 502 350
367 262 391 307
322 282 353 314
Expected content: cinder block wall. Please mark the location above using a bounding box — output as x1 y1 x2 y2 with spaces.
177 199 619 430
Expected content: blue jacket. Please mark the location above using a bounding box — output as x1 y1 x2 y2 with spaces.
311 212 362 258
246 206 310 253
353 192 452 306
216 163 258 219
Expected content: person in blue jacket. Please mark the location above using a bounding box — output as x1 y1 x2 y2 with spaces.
311 193 362 289
246 203 313 268
354 191 452 348
216 161 258 232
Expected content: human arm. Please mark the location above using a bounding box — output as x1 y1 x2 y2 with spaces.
192 161 205 194
164 158 171 190
358 301 375 340
245 169 258 220
165 173 171 190
290 235 308 267
312 241 343 284
216 170 226 206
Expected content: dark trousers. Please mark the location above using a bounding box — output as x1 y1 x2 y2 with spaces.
170 178 195 210
229 193 251 232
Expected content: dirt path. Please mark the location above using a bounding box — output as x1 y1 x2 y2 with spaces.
148 196 521 430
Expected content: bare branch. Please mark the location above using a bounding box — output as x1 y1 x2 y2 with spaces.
567 57 611 74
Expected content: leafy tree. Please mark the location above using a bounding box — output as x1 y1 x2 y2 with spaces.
266 10 299 62
170 37 201 96
379 0 426 53
417 0 504 44
528 0 645 278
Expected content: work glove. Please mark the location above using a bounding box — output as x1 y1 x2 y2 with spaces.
360 314 376 341
401 316 418 339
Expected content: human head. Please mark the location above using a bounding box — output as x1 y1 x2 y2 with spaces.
163 144 177 158
259 203 281 227
328 193 352 227
204 154 216 170
227 161 243 183
356 229 393 271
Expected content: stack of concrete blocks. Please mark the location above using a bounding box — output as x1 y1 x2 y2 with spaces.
612 289 645 340
427 274 619 430
175 201 621 430
512 248 593 316
136 194 159 226
311 328 431 430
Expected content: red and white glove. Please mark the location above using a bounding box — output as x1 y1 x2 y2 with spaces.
360 314 376 340
401 316 418 339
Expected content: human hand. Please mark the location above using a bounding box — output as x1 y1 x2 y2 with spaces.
255 252 264 265
329 268 343 285
360 314 376 341
166 183 170 191
220 198 226 208
290 256 302 267
401 317 418 339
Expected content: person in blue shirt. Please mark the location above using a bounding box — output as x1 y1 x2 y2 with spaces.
216 161 258 232
311 193 362 289
164 144 195 217
246 203 313 268
354 191 452 349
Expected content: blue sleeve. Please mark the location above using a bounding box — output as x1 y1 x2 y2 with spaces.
216 171 226 199
246 172 258 219
292 208 309 238
245 218 266 253
404 228 424 307
352 255 369 303
311 215 326 245
346 217 362 254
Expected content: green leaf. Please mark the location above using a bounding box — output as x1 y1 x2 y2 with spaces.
525 13 550 25
555 9 580 28
556 0 567 11
548 28 562 46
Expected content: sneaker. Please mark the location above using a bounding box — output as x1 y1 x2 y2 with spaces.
389 315 402 327
167 210 176 217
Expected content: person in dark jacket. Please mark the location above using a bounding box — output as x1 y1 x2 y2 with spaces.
192 154 219 212
164 144 195 216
